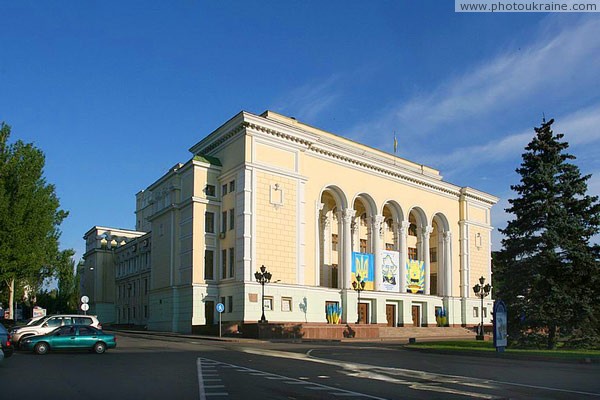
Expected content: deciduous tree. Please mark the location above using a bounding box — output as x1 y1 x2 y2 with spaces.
0 122 68 318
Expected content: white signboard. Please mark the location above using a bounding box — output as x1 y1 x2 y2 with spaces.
380 250 400 292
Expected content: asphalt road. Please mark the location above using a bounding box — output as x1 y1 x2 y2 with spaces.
1 331 599 399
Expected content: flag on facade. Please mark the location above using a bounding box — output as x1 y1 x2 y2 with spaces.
393 132 398 154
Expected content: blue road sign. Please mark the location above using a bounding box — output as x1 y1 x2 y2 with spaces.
216 303 225 313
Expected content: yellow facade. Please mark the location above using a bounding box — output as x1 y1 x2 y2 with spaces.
87 110 498 333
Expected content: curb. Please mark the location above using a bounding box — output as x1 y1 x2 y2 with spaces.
402 345 600 364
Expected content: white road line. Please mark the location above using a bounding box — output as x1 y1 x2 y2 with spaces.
199 357 387 400
197 358 207 400
306 349 600 398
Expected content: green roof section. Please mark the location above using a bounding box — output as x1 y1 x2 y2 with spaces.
193 154 222 166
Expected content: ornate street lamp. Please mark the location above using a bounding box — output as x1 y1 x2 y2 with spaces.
352 274 366 324
255 265 272 324
473 276 492 340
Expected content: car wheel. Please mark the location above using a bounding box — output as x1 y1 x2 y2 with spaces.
93 342 106 354
34 342 49 355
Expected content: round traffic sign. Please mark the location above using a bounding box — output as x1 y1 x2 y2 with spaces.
81 303 90 311
216 303 225 313
81 296 89 304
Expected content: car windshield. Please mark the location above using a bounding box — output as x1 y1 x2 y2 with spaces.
28 316 50 327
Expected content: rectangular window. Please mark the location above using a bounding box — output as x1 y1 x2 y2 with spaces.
282 297 292 312
221 297 226 311
229 209 235 230
430 247 438 263
221 249 227 279
228 295 233 313
360 239 367 253
263 297 273 311
205 184 216 197
473 307 479 318
205 250 214 280
228 247 234 278
144 278 148 294
144 305 148 318
221 211 227 233
229 180 235 193
331 264 339 288
408 247 418 260
222 184 228 196
483 307 487 318
205 212 215 233
331 234 338 251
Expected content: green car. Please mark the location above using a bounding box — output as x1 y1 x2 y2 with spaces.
20 325 116 355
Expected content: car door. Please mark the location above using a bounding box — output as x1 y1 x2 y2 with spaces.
75 326 99 349
51 326 77 349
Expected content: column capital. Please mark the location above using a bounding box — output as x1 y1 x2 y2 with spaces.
399 220 410 234
423 225 434 236
320 213 330 228
342 208 356 223
443 231 452 242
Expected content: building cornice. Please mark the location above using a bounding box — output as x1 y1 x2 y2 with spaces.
189 111 498 205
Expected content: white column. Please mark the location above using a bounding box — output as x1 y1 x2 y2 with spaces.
371 215 384 291
399 221 409 293
459 221 469 299
316 202 325 287
342 209 355 290
443 231 452 297
422 226 433 295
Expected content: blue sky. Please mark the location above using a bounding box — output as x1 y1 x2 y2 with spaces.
1 1 599 261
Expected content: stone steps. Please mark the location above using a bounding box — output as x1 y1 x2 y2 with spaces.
379 326 474 339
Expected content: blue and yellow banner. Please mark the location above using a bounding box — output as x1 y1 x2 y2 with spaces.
406 259 424 294
352 252 374 290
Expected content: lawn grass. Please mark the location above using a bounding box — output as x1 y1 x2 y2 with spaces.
405 340 600 360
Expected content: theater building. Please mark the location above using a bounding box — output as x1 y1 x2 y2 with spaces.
82 110 497 336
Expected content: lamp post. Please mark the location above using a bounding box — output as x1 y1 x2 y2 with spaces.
473 276 492 340
352 274 366 324
255 265 272 324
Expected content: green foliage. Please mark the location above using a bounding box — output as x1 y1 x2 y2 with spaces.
0 122 70 315
496 118 600 349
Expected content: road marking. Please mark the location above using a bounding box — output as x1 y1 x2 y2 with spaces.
196 358 207 400
197 358 229 400
305 348 600 398
197 357 387 399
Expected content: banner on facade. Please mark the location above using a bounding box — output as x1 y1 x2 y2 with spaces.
406 259 425 294
352 252 374 290
380 250 400 292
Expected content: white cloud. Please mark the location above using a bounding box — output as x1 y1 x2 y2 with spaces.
274 75 342 122
587 172 600 198
350 16 600 147
431 102 600 177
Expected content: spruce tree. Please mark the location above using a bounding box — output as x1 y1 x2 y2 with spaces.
497 118 600 349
